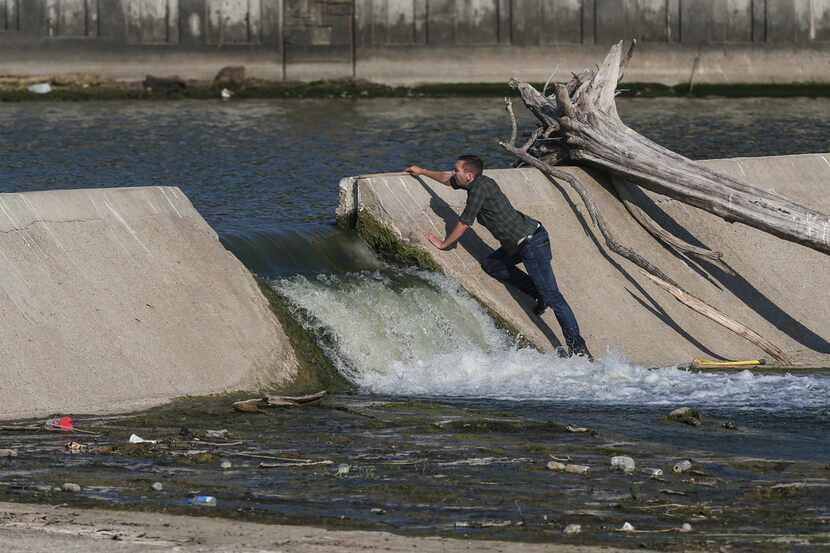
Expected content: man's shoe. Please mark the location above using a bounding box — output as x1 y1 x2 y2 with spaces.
569 345 594 362
533 297 547 316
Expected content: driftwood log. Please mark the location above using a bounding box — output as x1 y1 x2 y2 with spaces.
498 40 825 365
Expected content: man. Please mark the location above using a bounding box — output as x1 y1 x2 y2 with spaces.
405 155 592 359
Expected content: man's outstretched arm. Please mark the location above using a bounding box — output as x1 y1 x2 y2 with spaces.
427 221 469 250
405 165 453 186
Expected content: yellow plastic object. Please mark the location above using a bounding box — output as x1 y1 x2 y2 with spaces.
691 358 766 369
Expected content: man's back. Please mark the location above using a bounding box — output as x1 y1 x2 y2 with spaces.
455 174 537 252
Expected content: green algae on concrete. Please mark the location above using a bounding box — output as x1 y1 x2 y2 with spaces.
256 279 352 395
355 211 442 273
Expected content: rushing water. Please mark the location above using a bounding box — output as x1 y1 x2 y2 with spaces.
2 97 830 550
1 97 829 452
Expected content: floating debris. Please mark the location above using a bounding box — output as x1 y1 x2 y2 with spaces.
336 463 351 477
721 421 737 430
191 495 216 507
28 83 52 94
455 520 519 529
220 88 233 100
220 460 233 470
660 489 688 496
678 522 693 533
0 448 18 458
619 521 635 532
64 442 85 453
611 456 636 473
258 460 334 468
563 523 582 535
44 416 73 432
644 468 664 478
546 461 590 475
151 482 164 492
667 407 702 427
62 483 81 493
370 507 386 515
233 391 327 412
565 425 595 434
673 459 693 473
205 429 229 439
128 434 158 445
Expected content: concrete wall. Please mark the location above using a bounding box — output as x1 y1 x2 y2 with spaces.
1 0 830 83
0 186 297 420
339 153 830 368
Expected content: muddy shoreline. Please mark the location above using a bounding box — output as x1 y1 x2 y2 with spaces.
0 395 827 552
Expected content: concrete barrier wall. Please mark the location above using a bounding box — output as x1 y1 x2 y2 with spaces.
1 0 830 84
339 153 830 368
0 186 297 419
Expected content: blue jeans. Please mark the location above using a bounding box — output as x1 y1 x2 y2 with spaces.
482 226 587 351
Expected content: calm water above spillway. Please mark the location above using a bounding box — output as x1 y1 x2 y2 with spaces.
0 98 829 549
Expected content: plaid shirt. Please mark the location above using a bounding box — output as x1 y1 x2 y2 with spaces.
452 174 538 253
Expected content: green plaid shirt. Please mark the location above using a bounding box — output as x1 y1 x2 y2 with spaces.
452 174 538 253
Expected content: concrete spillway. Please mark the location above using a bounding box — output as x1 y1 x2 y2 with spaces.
0 186 297 420
338 153 830 368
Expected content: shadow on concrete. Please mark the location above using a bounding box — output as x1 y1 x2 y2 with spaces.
411 176 563 349
545 173 726 360
621 182 830 354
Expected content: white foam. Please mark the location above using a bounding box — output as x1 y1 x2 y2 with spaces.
273 270 830 408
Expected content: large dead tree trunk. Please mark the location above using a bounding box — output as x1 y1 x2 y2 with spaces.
512 41 830 255
498 40 820 365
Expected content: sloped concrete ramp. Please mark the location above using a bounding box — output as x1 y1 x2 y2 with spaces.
0 186 296 419
340 153 830 368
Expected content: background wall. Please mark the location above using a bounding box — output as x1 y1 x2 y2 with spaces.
1 0 829 83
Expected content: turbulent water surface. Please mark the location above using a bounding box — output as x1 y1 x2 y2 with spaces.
1 98 829 549
2 97 829 436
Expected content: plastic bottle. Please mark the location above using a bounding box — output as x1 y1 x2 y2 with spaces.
192 495 217 507
610 456 636 473
673 460 693 473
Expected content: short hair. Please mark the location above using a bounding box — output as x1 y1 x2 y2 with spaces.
457 155 484 176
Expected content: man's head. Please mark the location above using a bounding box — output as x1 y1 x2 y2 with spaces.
453 155 484 187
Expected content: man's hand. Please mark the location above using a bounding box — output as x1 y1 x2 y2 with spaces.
405 165 424 176
426 232 445 250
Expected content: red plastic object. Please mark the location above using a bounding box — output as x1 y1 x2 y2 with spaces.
58 416 73 431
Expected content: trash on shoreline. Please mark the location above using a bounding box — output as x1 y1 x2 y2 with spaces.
128 434 158 445
678 522 693 532
547 461 591 475
644 468 664 478
205 429 229 439
618 521 635 532
65 441 85 453
62 482 81 493
336 463 351 477
220 460 232 469
152 482 164 492
233 390 327 413
28 83 52 94
667 407 702 427
563 523 582 535
44 416 74 432
258 459 333 468
673 459 693 473
191 495 216 507
611 456 636 473
565 424 595 434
